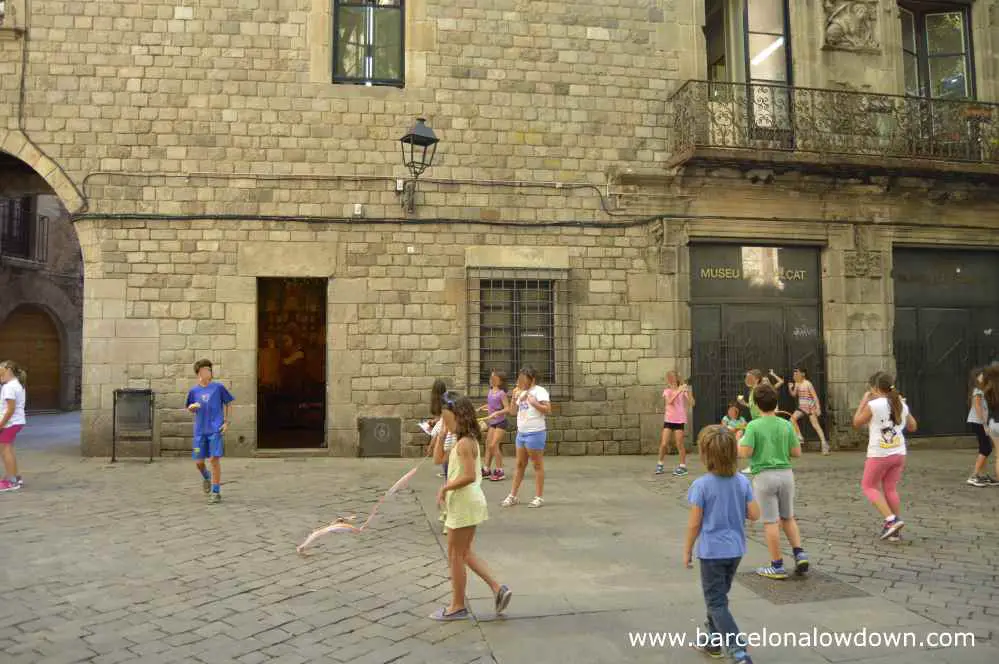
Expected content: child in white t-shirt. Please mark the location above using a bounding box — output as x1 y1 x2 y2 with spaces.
501 367 551 509
0 360 28 492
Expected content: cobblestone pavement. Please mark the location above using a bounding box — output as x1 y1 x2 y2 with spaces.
1 450 493 664
3 415 997 663
645 447 999 643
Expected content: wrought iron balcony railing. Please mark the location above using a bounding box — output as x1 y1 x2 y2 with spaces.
669 80 999 173
0 198 48 264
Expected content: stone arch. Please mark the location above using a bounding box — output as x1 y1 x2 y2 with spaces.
0 130 86 214
0 282 82 410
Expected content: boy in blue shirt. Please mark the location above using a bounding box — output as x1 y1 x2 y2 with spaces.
186 359 234 504
685 425 760 664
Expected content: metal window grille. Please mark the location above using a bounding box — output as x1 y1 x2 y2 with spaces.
332 0 405 87
467 268 572 399
0 1 6 26
0 197 47 263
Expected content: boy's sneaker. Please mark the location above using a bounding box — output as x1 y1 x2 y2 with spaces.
202 478 211 494
756 564 789 580
655 463 665 475
794 551 810 575
208 493 221 504
672 465 688 477
490 469 505 481
967 475 988 487
692 643 724 659
732 650 754 664
880 518 904 540
0 479 20 492
984 475 998 485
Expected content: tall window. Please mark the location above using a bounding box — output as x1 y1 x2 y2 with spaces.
0 197 34 260
745 0 790 86
900 3 973 99
333 0 404 87
467 269 572 398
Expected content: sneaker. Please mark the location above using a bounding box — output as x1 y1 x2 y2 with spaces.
527 496 544 508
14 475 23 488
501 494 519 507
202 477 211 494
794 550 809 575
879 518 904 540
672 466 688 477
655 463 665 475
967 475 988 487
494 584 512 615
756 564 789 580
437 472 446 478
886 533 903 543
429 607 469 621
984 475 998 485
208 492 221 504
481 467 490 478
732 651 754 664
692 642 724 658
740 467 752 475
0 479 20 493
490 469 505 481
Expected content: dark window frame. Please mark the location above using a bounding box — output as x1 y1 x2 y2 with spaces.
742 0 793 87
332 0 405 88
467 268 572 400
899 1 975 100
0 197 35 260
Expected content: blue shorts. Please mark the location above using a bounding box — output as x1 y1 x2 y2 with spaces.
192 433 224 460
515 431 547 451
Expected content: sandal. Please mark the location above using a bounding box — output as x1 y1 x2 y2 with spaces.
429 607 469 621
527 496 544 508
501 495 518 507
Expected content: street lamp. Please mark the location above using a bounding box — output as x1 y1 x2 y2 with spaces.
398 117 439 213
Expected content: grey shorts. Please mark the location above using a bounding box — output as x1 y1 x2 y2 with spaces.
753 469 795 523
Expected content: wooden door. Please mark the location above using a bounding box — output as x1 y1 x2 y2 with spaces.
0 306 61 410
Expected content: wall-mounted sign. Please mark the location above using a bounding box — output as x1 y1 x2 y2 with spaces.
690 245 820 301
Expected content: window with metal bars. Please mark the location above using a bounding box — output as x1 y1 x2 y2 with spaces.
467 269 572 399
0 197 36 260
333 0 405 87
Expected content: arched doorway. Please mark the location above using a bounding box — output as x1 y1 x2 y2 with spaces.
0 305 62 410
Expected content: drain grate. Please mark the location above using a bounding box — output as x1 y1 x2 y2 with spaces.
735 571 869 605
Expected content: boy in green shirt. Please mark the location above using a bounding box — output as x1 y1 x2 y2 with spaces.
738 383 809 580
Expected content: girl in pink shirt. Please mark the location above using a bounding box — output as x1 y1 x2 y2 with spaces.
657 371 695 477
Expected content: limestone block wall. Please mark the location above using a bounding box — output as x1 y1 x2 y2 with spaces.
78 218 669 458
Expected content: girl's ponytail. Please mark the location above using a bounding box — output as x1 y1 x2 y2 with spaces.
872 371 902 425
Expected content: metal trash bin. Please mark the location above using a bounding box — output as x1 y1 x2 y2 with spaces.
112 388 155 463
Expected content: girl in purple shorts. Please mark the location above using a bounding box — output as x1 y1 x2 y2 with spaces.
478 370 510 481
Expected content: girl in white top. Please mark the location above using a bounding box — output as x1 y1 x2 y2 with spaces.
501 367 551 509
0 360 28 492
965 367 995 487
852 371 917 541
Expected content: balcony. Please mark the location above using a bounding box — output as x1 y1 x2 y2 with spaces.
668 80 999 180
0 198 48 266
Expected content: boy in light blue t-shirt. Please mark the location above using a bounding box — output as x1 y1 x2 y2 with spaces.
684 425 760 664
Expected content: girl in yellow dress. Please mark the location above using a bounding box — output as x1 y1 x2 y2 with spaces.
431 394 513 621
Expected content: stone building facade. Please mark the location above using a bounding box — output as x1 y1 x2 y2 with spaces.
1 0 998 456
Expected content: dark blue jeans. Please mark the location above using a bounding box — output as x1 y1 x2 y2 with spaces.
699 557 745 654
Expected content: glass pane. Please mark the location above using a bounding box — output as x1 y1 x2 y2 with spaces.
900 9 916 52
925 12 966 55
748 33 787 81
372 7 403 81
481 286 512 307
334 6 368 79
482 311 512 327
929 56 968 99
903 53 920 96
747 0 784 34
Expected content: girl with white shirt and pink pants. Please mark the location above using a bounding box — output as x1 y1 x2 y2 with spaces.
852 371 918 541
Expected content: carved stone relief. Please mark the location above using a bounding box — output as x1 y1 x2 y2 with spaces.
843 250 883 278
824 1 880 52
